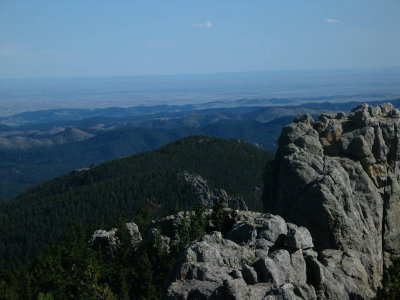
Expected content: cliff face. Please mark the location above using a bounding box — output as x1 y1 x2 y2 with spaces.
263 103 400 293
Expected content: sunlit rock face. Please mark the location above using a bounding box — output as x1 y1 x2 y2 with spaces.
263 103 400 294
164 211 373 300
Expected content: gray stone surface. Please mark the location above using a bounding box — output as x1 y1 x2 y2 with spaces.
285 224 313 250
263 103 400 296
89 228 119 256
178 170 249 210
242 264 258 284
164 203 387 299
226 222 258 246
178 170 227 207
89 222 142 255
125 222 142 245
254 250 293 286
165 211 319 300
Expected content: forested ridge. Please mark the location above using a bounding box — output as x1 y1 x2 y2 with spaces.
0 118 285 202
0 200 231 299
0 135 273 265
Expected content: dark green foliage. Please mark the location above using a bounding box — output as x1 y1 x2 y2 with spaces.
375 258 400 300
190 203 207 240
211 198 234 234
0 226 102 300
0 117 284 203
0 205 210 300
177 204 207 247
0 135 273 265
0 127 182 202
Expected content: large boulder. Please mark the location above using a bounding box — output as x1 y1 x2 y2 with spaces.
263 103 400 294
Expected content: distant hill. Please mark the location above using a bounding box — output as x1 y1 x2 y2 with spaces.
1 98 399 202
0 127 183 202
0 136 273 264
0 118 286 202
2 97 400 128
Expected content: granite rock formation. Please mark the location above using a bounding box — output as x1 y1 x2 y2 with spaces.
263 103 400 295
178 170 248 210
164 211 373 299
89 222 142 256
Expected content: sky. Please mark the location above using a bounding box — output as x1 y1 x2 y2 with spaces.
0 0 399 78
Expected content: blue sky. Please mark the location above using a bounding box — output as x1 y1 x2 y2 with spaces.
0 0 399 78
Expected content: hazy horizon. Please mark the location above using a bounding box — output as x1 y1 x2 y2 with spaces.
1 1 399 115
1 65 400 81
1 67 400 116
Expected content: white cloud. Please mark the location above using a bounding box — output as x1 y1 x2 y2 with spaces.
193 21 213 28
325 19 341 24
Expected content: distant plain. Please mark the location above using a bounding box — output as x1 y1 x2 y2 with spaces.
1 67 400 117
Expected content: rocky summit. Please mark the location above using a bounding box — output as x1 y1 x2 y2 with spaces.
163 210 374 299
263 103 400 297
163 103 400 299
87 103 400 299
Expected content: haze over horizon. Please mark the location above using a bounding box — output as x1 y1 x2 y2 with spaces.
1 0 399 79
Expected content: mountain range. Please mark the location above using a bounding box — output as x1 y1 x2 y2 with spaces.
1 98 400 203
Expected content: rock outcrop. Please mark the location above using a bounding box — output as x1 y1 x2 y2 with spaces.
178 170 248 210
89 222 142 256
89 228 120 256
263 103 400 296
164 211 373 299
